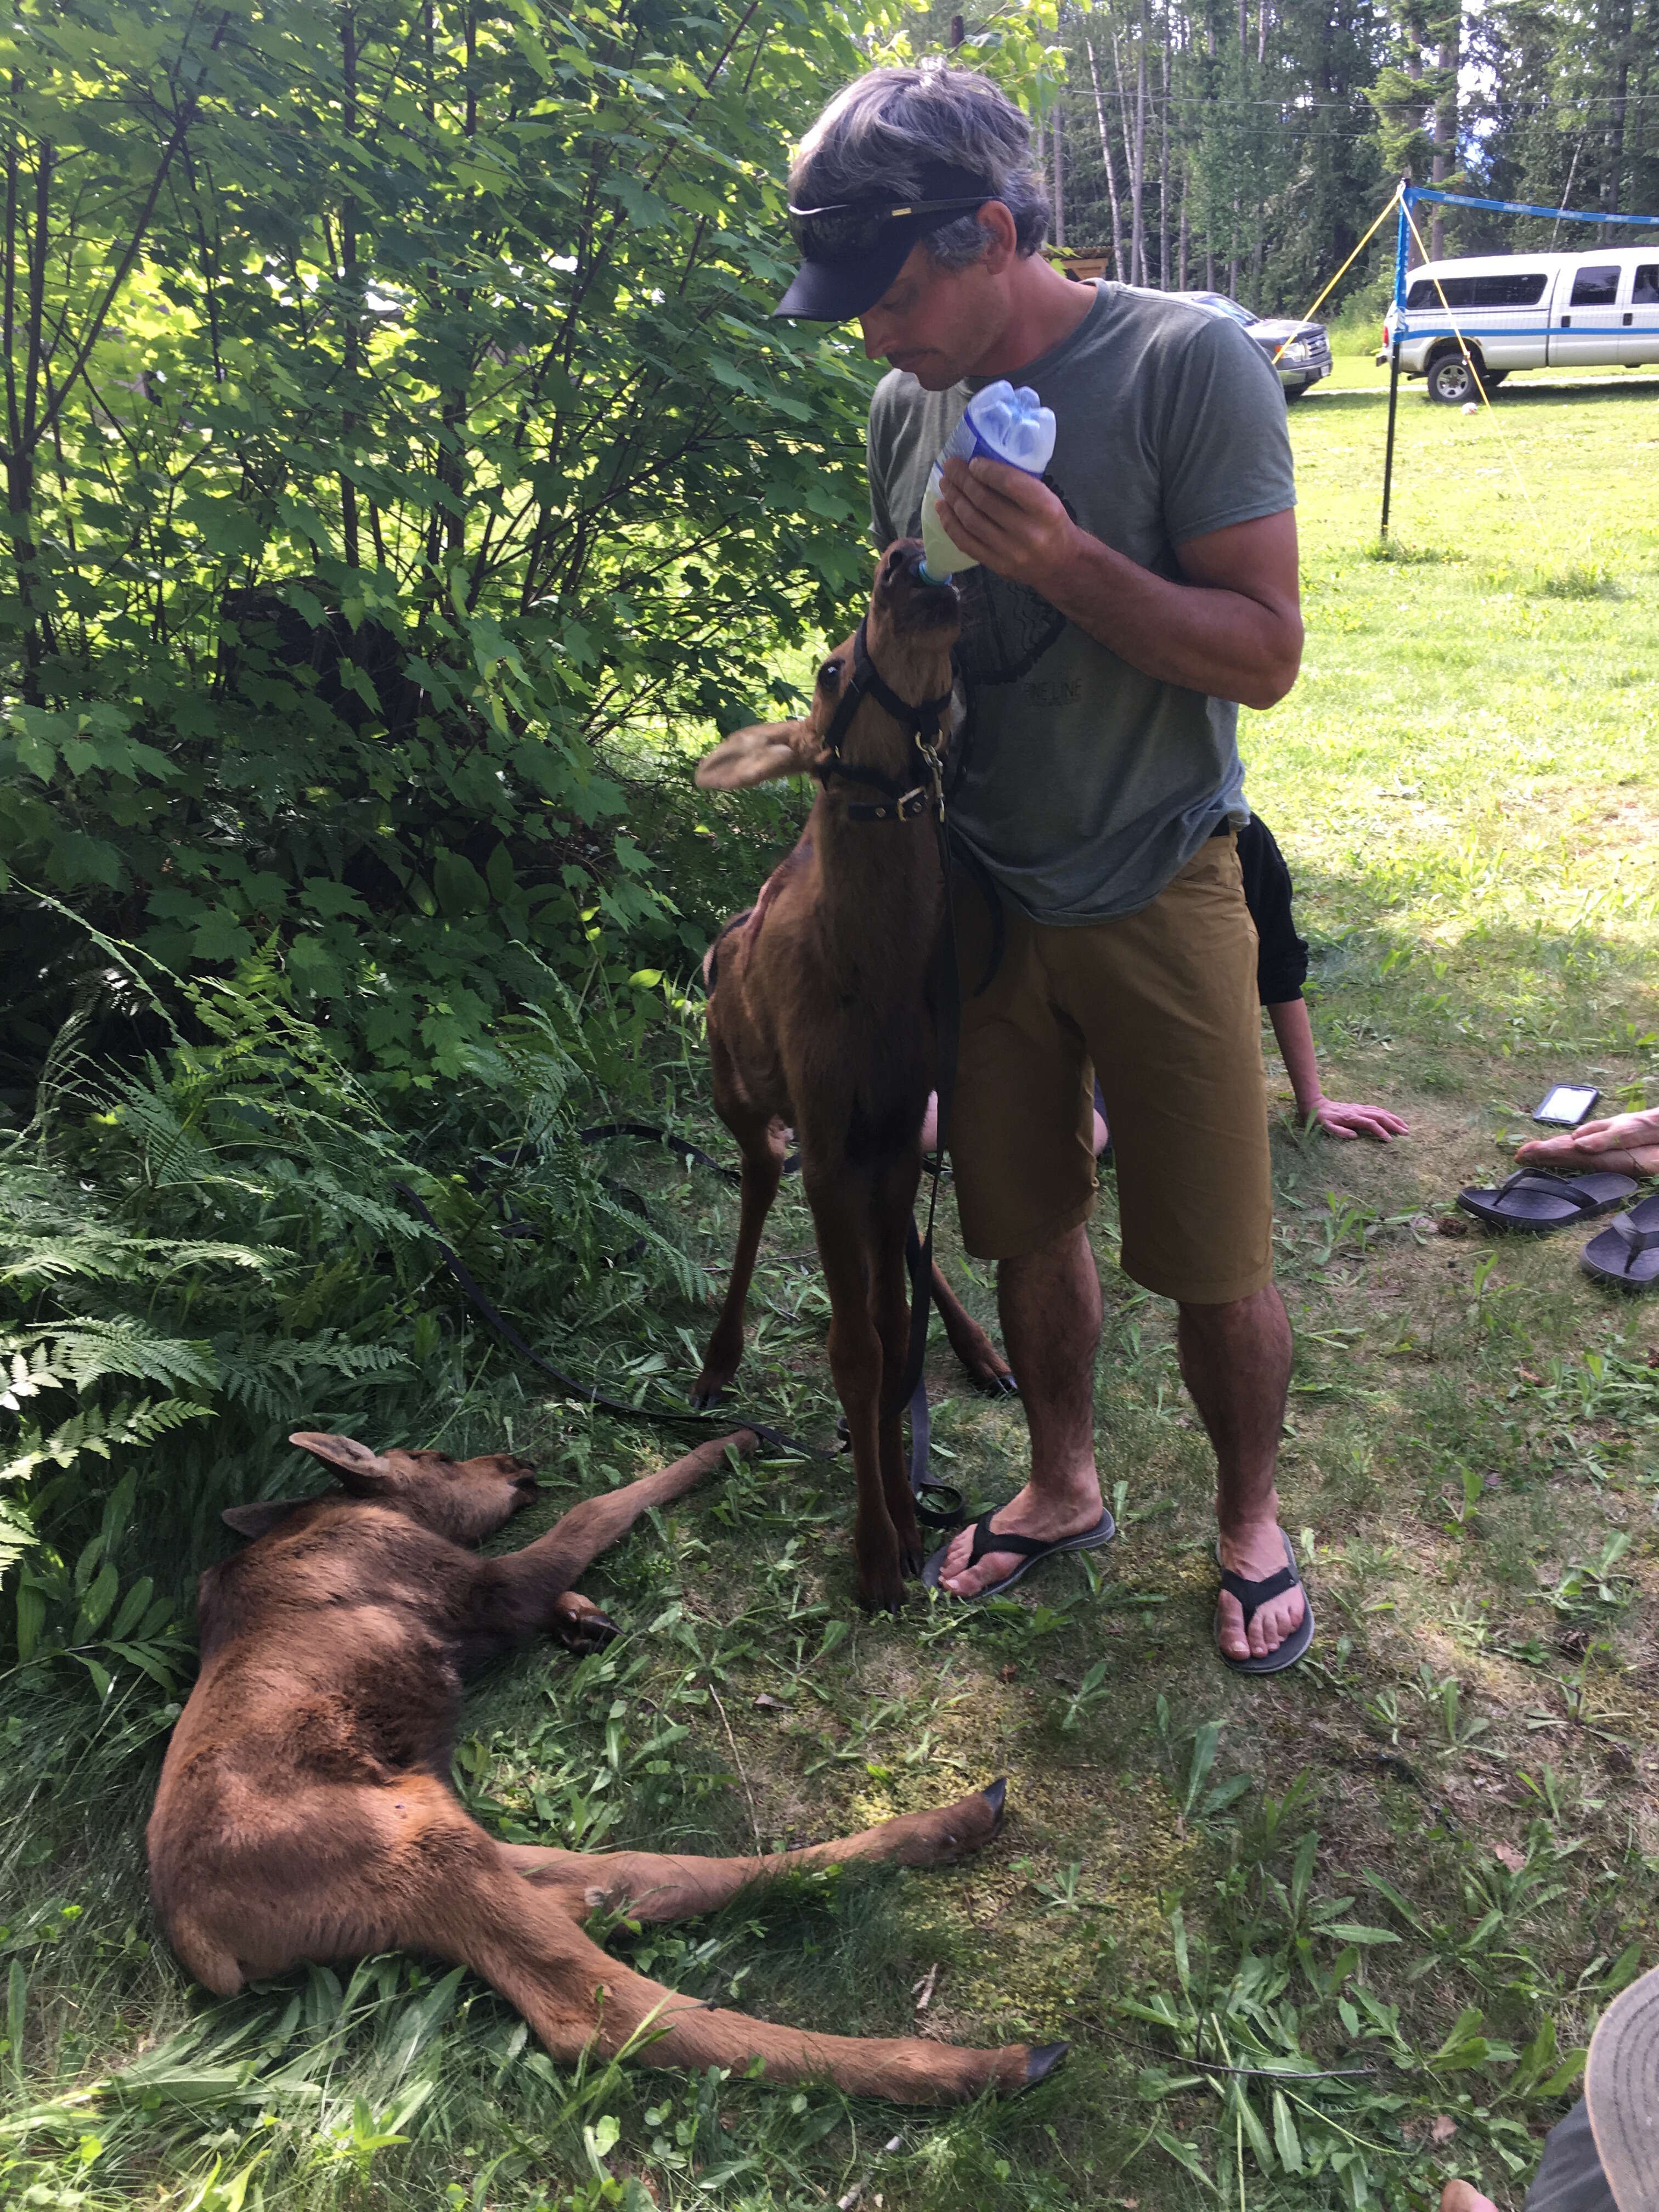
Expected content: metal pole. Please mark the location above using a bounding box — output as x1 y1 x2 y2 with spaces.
1380 184 1412 539
1381 339 1402 537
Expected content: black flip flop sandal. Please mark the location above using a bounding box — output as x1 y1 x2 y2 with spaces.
1216 1531 1315 1675
1582 1193 1659 1290
921 1506 1116 1600
1456 1169 1637 1233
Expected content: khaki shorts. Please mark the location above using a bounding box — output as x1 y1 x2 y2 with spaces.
948 832 1273 1305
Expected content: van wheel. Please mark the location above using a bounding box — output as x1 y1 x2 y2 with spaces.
1427 352 1481 404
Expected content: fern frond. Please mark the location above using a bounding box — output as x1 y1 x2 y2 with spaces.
0 1320 220 1395
1 1396 216 1491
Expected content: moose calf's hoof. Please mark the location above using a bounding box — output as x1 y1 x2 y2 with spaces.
1023 2041 1069 2088
981 1777 1007 1829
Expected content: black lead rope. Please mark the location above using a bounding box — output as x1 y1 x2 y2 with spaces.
392 1180 833 1470
396 1159 965 1529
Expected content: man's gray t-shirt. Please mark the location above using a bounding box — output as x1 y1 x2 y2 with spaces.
867 282 1296 923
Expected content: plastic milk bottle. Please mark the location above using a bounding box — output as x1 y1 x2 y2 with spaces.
918 380 1058 583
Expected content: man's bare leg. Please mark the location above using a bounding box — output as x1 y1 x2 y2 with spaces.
935 1223 1103 1594
1176 1286 1301 1662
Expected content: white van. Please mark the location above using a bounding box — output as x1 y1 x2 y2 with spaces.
1377 246 1659 400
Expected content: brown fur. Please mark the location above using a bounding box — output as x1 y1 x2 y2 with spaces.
148 1426 1049 2100
691 543 1010 1612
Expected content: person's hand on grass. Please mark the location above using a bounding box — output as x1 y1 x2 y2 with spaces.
1308 1095 1410 1142
1438 2185 1498 2212
1517 1105 1659 1179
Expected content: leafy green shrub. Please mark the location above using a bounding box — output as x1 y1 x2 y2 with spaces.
2 947 710 1689
0 0 885 1101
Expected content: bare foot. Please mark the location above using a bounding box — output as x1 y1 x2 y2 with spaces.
934 1479 1102 1598
1440 2183 1499 2212
1216 1520 1306 1663
1517 1108 1659 1180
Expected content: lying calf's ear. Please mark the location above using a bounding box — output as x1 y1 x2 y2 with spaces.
288 1431 396 1494
695 720 809 791
223 1499 306 1540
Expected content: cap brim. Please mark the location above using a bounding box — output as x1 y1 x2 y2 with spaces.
1587 1963 1659 2212
772 220 926 323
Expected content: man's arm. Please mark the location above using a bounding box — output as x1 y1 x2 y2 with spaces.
930 455 1302 710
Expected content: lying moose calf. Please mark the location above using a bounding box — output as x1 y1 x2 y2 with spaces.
148 1427 1064 2101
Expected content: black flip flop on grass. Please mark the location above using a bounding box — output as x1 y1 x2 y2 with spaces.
1455 1167 1637 1232
921 1505 1116 1600
1581 1192 1659 1289
1216 1530 1316 1675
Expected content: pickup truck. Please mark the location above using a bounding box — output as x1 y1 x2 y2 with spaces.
1377 246 1659 400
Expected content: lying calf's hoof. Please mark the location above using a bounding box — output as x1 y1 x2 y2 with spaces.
1023 2041 1068 2088
982 1776 1007 1829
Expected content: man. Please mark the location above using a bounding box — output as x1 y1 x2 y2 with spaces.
776 66 1308 1667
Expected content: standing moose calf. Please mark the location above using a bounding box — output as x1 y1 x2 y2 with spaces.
693 541 1010 1612
148 1427 1063 2100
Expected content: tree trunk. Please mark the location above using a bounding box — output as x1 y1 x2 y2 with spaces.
1428 8 1458 261
1178 163 1189 287
1052 104 1065 248
1132 7 1148 284
340 7 360 572
1109 25 1141 279
1158 25 1171 289
1600 0 1632 212
1085 40 1127 278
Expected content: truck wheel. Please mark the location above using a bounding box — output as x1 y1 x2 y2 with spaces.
1427 352 1480 404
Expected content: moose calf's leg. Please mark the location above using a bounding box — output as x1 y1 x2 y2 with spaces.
459 1871 1046 2103
507 1780 1009 1922
693 1111 789 1406
810 1176 905 1611
488 1431 755 1624
929 1263 1017 1393
870 1161 927 1578
594 1950 1043 2101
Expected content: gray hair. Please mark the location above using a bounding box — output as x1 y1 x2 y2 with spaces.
791 67 1050 269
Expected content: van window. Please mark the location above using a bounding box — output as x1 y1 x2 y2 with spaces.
1569 264 1620 307
1635 266 1659 305
1406 271 1547 310
1471 271 1547 307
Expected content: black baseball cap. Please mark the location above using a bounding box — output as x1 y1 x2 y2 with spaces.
774 162 996 321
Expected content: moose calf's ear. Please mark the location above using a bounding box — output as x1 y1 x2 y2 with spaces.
223 1499 304 1540
287 1431 396 1494
695 720 809 792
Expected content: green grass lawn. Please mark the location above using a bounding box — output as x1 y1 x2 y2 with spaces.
6 371 1658 2212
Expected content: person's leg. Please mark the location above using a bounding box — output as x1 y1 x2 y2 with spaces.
1177 1286 1301 1661
932 878 1102 1595
934 1222 1104 1594
1059 834 1304 1661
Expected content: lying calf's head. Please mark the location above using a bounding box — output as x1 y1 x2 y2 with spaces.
221 1432 540 1545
